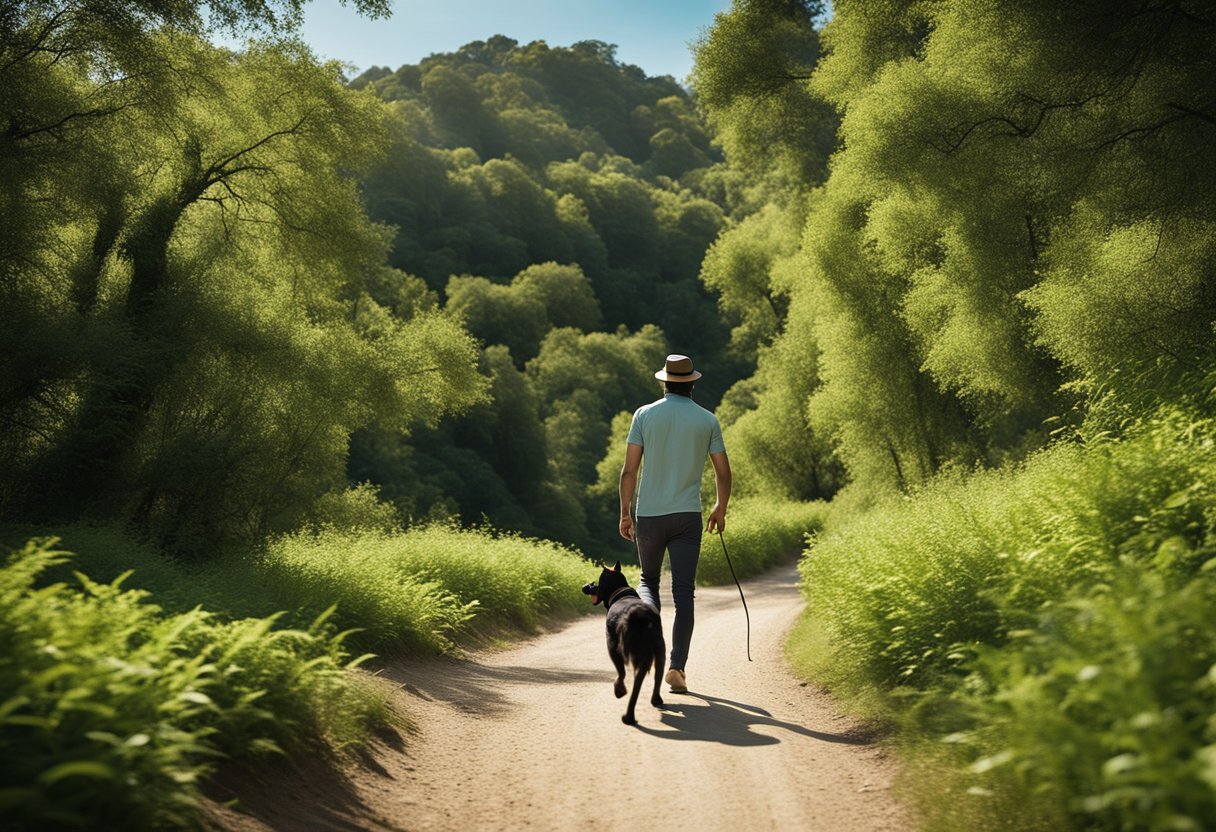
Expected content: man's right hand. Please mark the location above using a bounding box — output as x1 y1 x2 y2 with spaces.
619 515 635 541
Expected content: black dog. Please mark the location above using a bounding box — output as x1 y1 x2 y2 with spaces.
583 561 665 725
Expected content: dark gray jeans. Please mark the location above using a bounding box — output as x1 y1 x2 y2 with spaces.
635 511 702 671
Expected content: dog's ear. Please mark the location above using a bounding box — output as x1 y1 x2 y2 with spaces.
613 560 622 572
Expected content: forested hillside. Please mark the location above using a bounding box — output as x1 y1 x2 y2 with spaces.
0 12 786 559
341 38 790 554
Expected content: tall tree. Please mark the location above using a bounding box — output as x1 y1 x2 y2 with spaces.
1 22 486 548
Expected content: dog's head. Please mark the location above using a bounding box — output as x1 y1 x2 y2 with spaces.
582 560 628 606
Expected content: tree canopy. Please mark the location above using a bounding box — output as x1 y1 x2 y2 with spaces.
694 0 1216 497
0 7 483 551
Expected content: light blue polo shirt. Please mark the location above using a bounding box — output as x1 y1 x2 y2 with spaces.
626 394 726 517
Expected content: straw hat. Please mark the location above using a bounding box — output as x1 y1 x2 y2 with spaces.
654 354 702 382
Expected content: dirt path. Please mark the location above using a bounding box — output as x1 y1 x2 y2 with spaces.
376 564 909 831
208 565 911 831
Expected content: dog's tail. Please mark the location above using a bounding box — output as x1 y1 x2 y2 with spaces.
623 609 664 670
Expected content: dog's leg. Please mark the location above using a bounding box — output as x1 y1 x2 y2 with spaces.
608 638 627 699
652 641 665 708
624 661 646 725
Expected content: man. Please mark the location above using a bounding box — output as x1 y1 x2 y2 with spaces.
619 354 731 693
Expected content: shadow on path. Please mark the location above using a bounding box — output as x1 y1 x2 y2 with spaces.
636 691 871 747
380 657 604 716
202 739 407 831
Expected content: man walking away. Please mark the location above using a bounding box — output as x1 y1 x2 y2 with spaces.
619 354 731 693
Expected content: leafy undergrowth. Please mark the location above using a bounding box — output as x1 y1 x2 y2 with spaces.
697 498 825 585
792 411 1216 831
0 539 391 830
0 521 602 828
248 525 596 652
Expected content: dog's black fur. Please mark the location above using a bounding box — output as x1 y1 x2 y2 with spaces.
583 561 665 725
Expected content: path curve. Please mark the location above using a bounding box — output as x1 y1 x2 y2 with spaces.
354 564 911 832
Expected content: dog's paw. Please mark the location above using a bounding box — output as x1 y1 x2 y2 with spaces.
614 679 626 698
621 712 637 726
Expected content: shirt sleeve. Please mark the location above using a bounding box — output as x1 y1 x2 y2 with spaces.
626 409 644 447
709 415 725 454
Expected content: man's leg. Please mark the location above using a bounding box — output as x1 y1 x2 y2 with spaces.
667 512 702 671
634 515 664 613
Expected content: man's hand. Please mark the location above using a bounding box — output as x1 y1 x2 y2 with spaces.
619 443 643 542
619 514 635 541
708 451 730 535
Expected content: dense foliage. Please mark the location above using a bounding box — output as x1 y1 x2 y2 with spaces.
799 414 1216 829
0 538 390 829
0 2 485 554
695 0 1216 494
691 1 1216 829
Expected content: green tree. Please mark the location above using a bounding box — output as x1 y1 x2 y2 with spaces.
446 262 600 362
526 325 667 549
1 31 487 548
691 0 837 187
694 0 1216 497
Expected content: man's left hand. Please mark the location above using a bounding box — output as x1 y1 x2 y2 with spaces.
706 505 726 534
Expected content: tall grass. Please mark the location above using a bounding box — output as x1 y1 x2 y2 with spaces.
795 411 1216 830
4 522 599 656
697 498 825 585
253 525 595 652
0 539 389 830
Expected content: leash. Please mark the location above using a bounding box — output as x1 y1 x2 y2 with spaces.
630 518 751 661
717 530 752 662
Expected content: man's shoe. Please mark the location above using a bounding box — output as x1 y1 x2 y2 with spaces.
665 668 688 693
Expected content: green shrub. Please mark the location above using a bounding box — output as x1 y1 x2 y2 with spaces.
0 539 388 830
251 524 595 653
801 414 1215 689
795 412 1216 831
697 498 825 585
953 563 1216 830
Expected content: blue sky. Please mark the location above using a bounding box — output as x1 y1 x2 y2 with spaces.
292 0 734 83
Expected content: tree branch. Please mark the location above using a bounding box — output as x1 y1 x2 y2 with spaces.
203 112 311 182
4 105 126 142
0 7 74 75
1167 101 1216 127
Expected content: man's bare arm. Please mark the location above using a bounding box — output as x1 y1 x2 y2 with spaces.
619 443 644 541
706 450 731 534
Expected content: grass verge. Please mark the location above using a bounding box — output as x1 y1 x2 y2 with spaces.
790 410 1216 831
697 498 826 585
0 539 391 829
